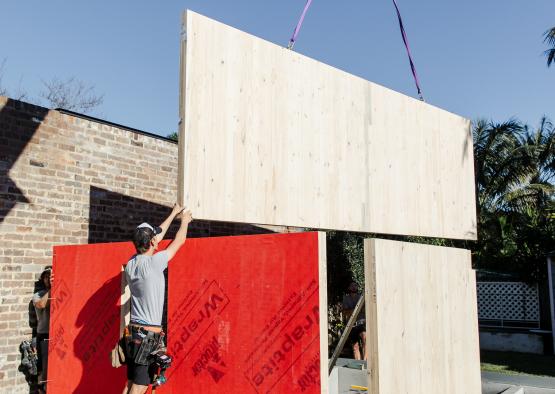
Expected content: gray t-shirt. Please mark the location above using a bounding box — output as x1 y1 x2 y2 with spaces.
32 290 50 334
342 293 366 321
125 251 169 326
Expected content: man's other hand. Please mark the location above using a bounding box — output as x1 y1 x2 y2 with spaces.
181 209 193 224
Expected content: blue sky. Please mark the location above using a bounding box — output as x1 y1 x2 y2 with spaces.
0 1 553 137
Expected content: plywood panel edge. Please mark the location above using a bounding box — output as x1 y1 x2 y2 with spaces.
364 239 379 394
177 10 191 207
466 119 479 241
317 232 329 394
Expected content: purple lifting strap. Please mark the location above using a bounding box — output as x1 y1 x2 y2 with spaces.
288 0 313 49
391 0 424 101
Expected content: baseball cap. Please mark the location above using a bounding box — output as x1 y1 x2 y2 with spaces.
136 222 162 235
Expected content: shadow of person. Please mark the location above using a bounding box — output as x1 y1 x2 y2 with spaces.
72 274 127 394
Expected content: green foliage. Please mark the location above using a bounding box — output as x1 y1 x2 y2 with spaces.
167 131 178 142
544 27 555 67
327 116 554 290
472 117 555 281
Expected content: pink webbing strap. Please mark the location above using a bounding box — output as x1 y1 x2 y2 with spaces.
288 0 313 50
391 0 424 101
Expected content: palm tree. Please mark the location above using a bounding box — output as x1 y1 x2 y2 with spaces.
472 117 555 280
472 119 525 214
473 117 555 214
544 27 555 67
506 117 555 211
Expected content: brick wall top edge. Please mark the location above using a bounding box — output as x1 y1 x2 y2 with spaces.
0 96 177 147
0 95 50 115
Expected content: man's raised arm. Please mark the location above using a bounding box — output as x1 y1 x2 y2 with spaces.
156 203 184 242
165 209 193 261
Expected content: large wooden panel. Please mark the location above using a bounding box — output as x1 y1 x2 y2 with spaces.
49 232 328 394
178 11 477 240
364 239 481 394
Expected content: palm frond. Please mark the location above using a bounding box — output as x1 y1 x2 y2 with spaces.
545 49 555 67
544 27 555 46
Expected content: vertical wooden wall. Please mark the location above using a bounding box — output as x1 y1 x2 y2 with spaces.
364 239 481 394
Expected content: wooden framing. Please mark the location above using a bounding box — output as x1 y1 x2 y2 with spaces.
178 10 477 240
364 239 481 394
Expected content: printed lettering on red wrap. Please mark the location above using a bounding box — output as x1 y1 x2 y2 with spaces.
244 279 320 393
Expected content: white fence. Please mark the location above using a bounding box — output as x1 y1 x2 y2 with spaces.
477 281 540 329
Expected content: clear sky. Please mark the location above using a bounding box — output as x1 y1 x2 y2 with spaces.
0 1 553 137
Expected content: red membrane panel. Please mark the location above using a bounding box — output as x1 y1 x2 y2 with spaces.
49 241 136 394
49 232 323 394
166 232 322 394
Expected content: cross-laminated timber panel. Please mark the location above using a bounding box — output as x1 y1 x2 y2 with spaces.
364 239 481 394
178 11 477 240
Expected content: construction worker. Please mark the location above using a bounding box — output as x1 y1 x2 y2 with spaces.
123 203 193 394
342 281 366 361
32 266 53 394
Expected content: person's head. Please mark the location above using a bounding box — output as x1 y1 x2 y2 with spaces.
40 266 52 289
348 281 358 294
132 223 162 254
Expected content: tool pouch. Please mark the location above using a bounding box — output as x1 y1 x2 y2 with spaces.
134 331 160 365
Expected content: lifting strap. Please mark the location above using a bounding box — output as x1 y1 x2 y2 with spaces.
287 0 314 50
391 0 424 101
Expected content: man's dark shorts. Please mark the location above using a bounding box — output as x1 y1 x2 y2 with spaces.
349 320 366 345
126 328 161 385
127 358 158 386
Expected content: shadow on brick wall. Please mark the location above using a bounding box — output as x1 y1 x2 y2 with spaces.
0 98 48 223
87 186 274 244
87 186 275 344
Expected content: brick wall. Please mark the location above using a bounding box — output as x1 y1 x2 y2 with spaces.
0 97 290 392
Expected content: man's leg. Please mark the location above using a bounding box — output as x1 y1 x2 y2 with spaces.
122 380 133 394
41 336 49 390
36 334 48 393
360 331 367 360
128 383 149 394
352 341 361 360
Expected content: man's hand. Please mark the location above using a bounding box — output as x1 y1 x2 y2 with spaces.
172 203 184 215
166 209 193 260
157 203 185 241
181 209 193 224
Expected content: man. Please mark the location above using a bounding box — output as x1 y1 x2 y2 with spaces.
32 266 53 394
342 281 366 360
123 203 193 394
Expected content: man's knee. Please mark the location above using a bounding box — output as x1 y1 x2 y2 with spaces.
128 383 149 394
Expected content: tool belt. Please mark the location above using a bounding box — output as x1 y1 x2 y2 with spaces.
127 325 165 366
